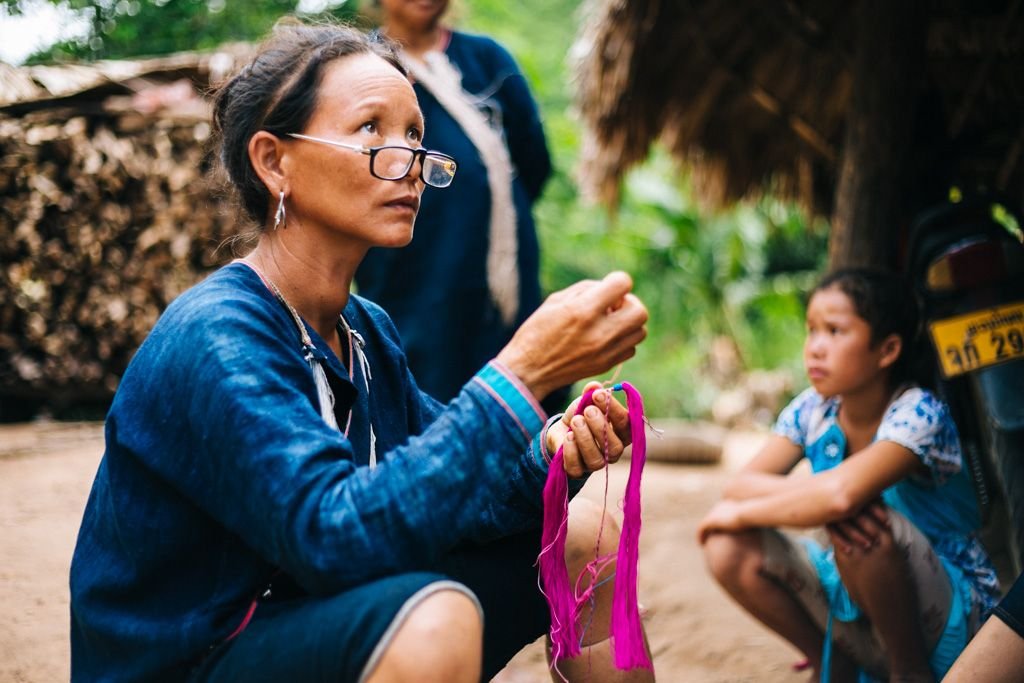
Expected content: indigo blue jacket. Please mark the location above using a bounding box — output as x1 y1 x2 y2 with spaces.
356 31 552 402
69 262 553 681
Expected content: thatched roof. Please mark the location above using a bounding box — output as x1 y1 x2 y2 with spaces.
573 0 1024 212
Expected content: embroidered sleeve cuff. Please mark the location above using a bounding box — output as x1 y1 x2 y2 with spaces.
472 361 547 442
529 413 563 467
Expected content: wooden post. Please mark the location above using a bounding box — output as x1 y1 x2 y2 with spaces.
830 0 927 269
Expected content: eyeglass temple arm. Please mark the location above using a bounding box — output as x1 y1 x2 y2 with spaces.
287 133 369 154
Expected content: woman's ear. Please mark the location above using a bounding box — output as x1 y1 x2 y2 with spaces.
878 333 903 370
249 131 288 198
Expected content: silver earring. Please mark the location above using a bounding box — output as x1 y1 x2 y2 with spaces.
273 190 286 230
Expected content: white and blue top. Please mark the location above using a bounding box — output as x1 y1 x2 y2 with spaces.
774 386 1000 617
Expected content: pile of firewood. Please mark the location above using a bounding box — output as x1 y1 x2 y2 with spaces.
0 103 245 418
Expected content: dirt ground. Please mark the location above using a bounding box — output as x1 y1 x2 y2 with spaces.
0 420 807 682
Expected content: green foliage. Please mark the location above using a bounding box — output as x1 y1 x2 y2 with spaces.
5 0 358 63
461 0 828 416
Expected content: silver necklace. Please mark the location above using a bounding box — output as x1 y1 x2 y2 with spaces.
240 259 378 468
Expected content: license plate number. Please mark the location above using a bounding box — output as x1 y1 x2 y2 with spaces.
929 301 1024 377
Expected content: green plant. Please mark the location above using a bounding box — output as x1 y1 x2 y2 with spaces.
461 0 828 417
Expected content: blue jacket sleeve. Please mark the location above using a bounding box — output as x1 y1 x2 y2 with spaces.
123 287 551 595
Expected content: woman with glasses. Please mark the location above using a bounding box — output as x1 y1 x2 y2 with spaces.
69 20 652 683
355 0 567 414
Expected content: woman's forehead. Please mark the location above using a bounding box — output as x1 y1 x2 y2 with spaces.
315 53 421 121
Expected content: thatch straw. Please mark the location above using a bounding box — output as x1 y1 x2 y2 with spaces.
573 0 1024 213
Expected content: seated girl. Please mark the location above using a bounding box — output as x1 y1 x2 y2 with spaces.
698 268 1000 682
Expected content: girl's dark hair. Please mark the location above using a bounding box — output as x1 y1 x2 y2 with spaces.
212 20 406 225
813 268 929 387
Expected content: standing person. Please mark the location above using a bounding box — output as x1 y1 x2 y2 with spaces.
697 269 999 682
356 0 565 410
69 21 654 683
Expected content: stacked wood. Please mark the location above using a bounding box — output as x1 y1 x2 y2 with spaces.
0 100 244 419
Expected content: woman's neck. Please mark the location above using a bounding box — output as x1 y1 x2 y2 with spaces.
384 20 447 58
243 231 362 353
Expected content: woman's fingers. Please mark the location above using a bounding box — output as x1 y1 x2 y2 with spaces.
561 407 624 478
579 271 634 313
558 384 631 475
589 388 632 446
561 395 583 428
580 406 624 463
568 413 604 475
494 272 648 400
562 432 586 478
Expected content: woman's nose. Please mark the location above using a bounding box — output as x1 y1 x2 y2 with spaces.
397 149 425 186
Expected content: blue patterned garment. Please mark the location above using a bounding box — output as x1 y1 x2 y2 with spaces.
69 263 558 681
775 386 1001 617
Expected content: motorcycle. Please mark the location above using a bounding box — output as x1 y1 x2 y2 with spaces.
903 193 1024 579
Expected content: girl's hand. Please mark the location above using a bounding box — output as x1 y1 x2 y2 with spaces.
697 500 746 544
826 500 890 554
546 382 631 479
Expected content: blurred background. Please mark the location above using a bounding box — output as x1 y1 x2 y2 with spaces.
0 0 827 424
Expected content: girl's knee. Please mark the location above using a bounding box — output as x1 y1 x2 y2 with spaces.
702 531 764 587
367 588 482 683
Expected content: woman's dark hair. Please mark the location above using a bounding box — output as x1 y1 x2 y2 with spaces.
813 268 929 387
212 20 406 225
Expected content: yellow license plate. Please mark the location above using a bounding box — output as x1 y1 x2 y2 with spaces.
929 301 1024 377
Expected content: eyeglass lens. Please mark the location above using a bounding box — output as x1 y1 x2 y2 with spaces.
371 147 455 188
372 147 416 181
422 155 456 188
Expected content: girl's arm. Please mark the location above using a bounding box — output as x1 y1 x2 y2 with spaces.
699 439 927 541
721 434 805 500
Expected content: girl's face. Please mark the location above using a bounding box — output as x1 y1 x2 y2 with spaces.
281 53 426 250
803 287 895 397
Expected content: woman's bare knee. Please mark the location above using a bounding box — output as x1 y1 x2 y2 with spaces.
366 589 482 683
562 498 623 645
566 497 621 570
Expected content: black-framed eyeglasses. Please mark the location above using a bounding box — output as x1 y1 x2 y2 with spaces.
287 133 457 188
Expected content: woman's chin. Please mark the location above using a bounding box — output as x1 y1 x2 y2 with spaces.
389 232 415 249
374 225 415 249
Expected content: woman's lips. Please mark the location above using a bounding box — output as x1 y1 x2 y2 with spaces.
385 196 420 214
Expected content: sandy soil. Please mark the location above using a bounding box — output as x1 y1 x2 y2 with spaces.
0 420 807 682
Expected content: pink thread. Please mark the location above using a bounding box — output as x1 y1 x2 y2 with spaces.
537 382 652 671
225 598 259 641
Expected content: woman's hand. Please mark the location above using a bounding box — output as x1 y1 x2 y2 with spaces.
546 382 632 478
495 272 648 401
696 500 746 544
